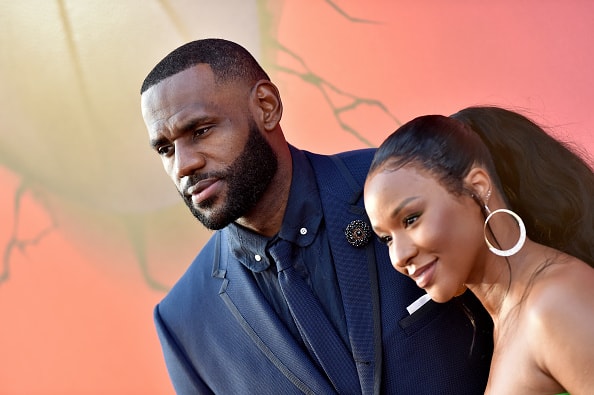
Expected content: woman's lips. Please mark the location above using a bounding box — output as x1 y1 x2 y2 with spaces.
408 260 437 289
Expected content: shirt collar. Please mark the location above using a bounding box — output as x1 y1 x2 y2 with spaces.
227 145 323 272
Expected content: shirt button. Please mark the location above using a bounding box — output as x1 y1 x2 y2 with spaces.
300 227 308 235
254 254 262 262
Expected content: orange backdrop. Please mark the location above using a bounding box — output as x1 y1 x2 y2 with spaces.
1 1 593 394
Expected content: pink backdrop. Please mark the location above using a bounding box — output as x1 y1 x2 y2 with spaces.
1 1 592 394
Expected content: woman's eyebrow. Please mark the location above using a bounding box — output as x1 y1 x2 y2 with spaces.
390 196 419 218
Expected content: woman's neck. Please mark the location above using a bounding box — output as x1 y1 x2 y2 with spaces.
467 240 540 325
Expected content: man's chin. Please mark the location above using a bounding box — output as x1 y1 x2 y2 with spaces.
190 207 236 231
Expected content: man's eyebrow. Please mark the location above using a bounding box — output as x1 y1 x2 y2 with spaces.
390 196 419 218
148 116 213 150
177 116 213 134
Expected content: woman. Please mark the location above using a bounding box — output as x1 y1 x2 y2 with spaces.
363 106 594 395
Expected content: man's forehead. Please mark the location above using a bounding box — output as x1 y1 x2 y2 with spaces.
147 65 215 97
145 63 215 91
141 66 214 114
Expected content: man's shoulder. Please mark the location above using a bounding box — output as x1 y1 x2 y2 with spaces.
159 231 222 305
303 147 376 163
155 231 232 339
303 147 376 188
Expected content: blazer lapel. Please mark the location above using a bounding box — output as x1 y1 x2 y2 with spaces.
307 150 382 395
214 230 336 395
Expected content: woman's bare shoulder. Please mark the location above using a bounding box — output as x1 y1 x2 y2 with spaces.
525 254 594 324
523 255 594 394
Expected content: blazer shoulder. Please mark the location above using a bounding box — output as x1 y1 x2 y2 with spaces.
305 148 376 204
305 147 376 167
158 231 223 314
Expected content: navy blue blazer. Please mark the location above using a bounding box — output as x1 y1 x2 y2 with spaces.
154 148 493 394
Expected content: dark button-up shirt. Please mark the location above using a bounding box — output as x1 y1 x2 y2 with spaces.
226 146 350 352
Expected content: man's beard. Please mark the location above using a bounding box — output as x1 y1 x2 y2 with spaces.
180 120 278 230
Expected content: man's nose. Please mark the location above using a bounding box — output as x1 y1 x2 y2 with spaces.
174 143 205 179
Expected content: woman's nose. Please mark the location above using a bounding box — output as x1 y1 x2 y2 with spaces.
389 237 416 270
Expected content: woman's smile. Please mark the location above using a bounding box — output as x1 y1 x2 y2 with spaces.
408 259 437 288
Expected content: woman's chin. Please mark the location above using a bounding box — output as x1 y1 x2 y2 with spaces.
426 289 456 304
427 284 468 303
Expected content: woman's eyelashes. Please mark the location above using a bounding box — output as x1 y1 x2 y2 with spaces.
403 212 421 228
378 235 392 245
374 211 421 245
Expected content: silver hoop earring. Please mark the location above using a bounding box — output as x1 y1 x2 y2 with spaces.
483 209 526 257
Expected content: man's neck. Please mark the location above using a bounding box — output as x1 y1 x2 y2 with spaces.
236 145 293 238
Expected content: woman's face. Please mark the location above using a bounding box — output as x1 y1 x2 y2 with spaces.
364 165 486 302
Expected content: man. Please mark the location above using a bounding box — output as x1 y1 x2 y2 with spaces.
140 38 493 394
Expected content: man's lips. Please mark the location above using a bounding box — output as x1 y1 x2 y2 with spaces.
187 178 222 205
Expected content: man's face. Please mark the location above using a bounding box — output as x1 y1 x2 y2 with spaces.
141 64 278 229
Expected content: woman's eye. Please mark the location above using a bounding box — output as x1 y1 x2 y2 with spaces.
403 214 420 228
379 235 392 245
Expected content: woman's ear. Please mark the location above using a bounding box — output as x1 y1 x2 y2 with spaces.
465 167 492 203
251 80 283 131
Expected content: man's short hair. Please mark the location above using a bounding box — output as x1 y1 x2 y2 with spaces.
140 38 270 94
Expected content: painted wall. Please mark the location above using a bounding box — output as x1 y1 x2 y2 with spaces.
1 1 592 394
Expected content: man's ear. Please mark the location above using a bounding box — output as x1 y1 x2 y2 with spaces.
464 166 492 203
251 80 283 131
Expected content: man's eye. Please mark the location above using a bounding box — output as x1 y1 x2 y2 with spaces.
193 127 211 139
157 145 173 156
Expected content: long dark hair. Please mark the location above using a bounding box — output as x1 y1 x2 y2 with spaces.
369 114 502 201
451 106 594 267
370 107 594 267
